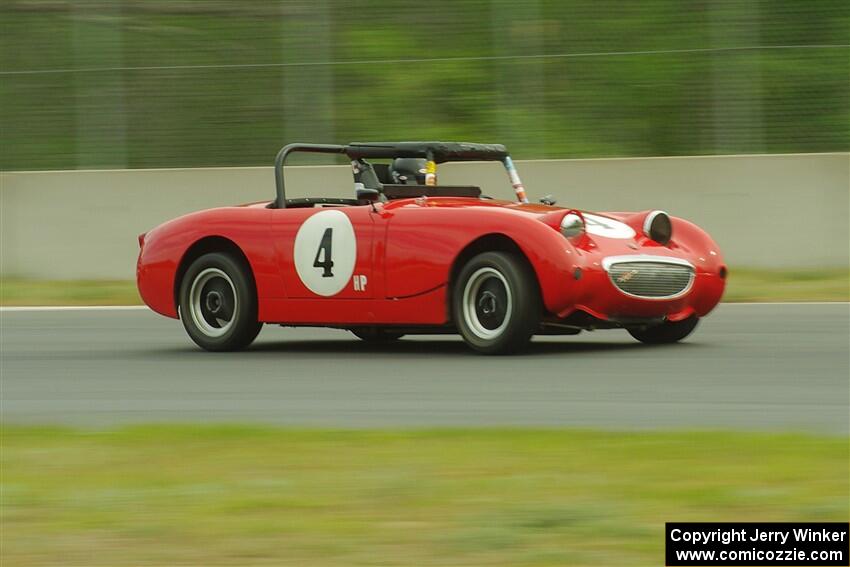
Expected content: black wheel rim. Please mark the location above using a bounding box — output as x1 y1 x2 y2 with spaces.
462 267 512 339
189 268 238 337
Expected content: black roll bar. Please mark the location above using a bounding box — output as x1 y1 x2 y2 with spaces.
273 141 523 208
274 143 346 208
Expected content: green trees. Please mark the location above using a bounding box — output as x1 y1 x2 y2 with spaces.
1 0 847 170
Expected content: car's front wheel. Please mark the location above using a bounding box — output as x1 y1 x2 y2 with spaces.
178 252 262 351
452 251 541 354
627 316 698 344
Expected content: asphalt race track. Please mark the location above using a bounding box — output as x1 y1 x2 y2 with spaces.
2 304 848 433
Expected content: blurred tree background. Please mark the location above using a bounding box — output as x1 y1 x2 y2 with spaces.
0 0 847 170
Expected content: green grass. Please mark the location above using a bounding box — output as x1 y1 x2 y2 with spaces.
723 268 849 302
1 426 847 566
2 269 847 306
0 279 142 306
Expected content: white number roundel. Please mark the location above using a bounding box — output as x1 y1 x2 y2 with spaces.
583 213 636 239
293 210 357 296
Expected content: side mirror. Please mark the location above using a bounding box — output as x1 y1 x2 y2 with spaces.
356 186 380 203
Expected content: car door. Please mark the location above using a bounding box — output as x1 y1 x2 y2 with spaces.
272 205 374 300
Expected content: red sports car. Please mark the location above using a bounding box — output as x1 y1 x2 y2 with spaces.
137 141 726 354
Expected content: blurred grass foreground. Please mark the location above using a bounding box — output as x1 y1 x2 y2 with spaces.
2 269 848 306
2 426 847 566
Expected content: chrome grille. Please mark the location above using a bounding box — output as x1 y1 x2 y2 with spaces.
606 260 694 299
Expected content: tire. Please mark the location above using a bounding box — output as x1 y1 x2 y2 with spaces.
452 251 541 354
350 328 405 342
627 316 698 344
178 252 262 351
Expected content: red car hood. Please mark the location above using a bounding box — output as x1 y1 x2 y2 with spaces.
382 196 722 269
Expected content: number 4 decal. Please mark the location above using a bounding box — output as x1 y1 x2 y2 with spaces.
313 228 334 277
293 210 357 297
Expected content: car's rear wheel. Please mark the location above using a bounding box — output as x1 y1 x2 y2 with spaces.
350 328 405 342
627 316 698 344
453 251 541 354
179 252 262 351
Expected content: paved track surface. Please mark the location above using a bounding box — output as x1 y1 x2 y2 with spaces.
2 304 847 433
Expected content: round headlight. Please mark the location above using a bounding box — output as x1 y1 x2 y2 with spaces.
644 210 672 245
560 212 585 239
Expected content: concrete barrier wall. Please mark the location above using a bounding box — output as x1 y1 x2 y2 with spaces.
1 153 847 279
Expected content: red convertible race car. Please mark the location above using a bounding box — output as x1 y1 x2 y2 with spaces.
137 141 726 354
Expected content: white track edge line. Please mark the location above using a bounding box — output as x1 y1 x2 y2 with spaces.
1 302 848 313
0 305 148 312
722 302 849 306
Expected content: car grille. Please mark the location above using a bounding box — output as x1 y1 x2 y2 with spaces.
606 261 694 299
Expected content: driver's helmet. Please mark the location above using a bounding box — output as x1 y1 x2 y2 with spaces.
390 158 427 185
